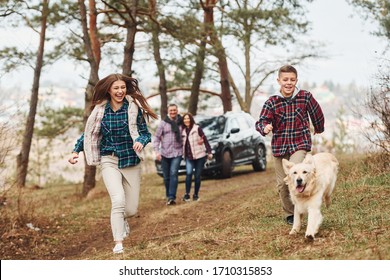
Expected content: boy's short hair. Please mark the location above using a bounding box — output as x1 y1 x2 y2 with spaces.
278 65 298 78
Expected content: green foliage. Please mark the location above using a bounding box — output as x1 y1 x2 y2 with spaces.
0 0 77 75
225 1 310 46
36 106 84 139
348 0 390 40
48 0 80 24
166 55 197 87
0 1 27 20
0 47 33 72
161 14 203 44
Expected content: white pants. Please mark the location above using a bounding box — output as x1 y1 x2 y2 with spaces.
101 156 141 242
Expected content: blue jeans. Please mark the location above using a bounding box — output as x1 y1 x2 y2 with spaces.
161 156 182 200
185 156 206 196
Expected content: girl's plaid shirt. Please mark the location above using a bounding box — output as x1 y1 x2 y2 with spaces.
256 90 324 157
73 101 151 168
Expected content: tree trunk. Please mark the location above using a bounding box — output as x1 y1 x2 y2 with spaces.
228 71 246 111
244 33 251 113
79 0 100 196
122 26 136 76
122 0 137 77
189 1 214 115
204 0 232 113
81 75 98 196
216 50 232 113
188 41 206 116
15 0 49 188
151 25 168 118
88 0 101 66
149 0 168 118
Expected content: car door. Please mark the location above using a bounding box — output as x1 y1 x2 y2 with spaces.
245 113 262 159
235 114 253 161
225 117 242 161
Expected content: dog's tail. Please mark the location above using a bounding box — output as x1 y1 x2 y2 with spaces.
324 155 339 208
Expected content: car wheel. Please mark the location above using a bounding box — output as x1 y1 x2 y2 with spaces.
220 150 232 178
252 144 266 171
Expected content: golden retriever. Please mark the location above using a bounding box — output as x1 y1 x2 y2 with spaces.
282 153 339 239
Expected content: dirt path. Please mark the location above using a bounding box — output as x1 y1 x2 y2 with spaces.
67 168 275 259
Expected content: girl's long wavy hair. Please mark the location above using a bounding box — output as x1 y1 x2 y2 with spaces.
92 73 158 120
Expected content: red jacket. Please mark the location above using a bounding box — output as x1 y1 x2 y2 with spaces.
256 89 324 157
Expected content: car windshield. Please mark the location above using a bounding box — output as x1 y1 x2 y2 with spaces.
197 116 225 137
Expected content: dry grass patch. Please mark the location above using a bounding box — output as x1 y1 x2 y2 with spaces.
1 155 389 260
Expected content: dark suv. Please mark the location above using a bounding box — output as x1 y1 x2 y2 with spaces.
155 111 267 178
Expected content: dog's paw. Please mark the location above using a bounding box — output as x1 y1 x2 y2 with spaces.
289 229 299 235
305 234 315 241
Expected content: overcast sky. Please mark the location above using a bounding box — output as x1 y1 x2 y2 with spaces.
299 0 387 87
0 0 387 92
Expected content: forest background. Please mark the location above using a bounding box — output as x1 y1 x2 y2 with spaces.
0 0 388 193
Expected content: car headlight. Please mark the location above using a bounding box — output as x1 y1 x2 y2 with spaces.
210 142 219 152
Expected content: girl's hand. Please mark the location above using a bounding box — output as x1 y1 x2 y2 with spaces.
133 142 144 152
68 152 79 164
207 154 213 160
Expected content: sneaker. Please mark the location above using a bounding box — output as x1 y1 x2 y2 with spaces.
286 215 294 225
182 194 190 202
167 199 176 206
123 220 130 239
113 243 124 254
193 194 199 201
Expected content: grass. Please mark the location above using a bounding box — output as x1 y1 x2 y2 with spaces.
0 153 389 260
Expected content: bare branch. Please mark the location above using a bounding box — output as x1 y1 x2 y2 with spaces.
146 87 221 100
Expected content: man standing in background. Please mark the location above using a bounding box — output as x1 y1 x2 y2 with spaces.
153 104 183 205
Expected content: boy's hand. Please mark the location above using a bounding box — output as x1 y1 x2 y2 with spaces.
264 124 273 135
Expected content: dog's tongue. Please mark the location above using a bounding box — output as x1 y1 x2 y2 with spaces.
296 185 305 193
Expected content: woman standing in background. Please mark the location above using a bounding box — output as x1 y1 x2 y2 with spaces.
181 113 212 202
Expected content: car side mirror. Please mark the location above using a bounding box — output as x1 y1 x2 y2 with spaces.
230 128 240 134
